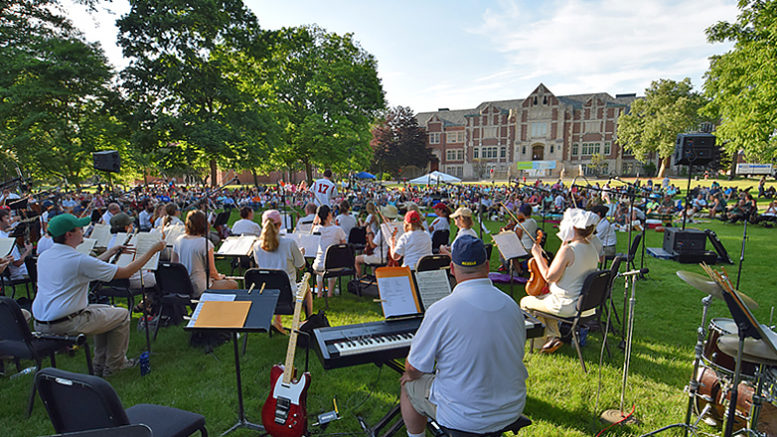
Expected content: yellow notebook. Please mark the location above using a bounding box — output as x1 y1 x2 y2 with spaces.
193 301 252 328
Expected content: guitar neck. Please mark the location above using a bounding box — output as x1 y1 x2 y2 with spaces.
282 273 310 384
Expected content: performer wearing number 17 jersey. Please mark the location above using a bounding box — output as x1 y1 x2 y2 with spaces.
310 169 337 207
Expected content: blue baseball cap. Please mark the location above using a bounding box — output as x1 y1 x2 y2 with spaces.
451 235 487 267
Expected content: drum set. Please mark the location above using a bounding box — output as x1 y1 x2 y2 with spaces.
677 270 777 436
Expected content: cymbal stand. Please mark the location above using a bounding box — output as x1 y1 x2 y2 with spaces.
637 295 713 436
723 333 746 437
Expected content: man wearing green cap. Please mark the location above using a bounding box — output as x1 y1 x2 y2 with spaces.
32 213 165 377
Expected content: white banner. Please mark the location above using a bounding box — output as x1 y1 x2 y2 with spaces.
736 163 773 175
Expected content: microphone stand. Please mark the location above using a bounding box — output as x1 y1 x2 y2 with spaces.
735 213 749 290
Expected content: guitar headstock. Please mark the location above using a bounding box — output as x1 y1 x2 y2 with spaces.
296 272 311 301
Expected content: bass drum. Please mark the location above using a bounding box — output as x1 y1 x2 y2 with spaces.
704 318 757 377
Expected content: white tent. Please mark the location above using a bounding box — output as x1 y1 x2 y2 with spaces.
407 170 462 184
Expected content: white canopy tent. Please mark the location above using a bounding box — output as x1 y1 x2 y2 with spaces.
407 170 462 185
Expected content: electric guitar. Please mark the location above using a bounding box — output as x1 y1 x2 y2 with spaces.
261 273 311 437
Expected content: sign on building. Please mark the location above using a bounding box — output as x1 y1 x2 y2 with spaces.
736 163 773 175
516 160 557 170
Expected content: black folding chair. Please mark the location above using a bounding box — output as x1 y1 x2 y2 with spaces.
529 270 614 373
415 254 451 272
242 269 304 348
439 415 532 437
0 297 92 416
2 268 33 300
153 262 197 341
321 244 355 308
35 367 207 437
94 279 145 313
430 230 450 254
347 227 367 252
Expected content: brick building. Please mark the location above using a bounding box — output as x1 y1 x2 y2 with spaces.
417 84 655 180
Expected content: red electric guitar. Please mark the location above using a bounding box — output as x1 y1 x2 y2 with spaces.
261 273 311 437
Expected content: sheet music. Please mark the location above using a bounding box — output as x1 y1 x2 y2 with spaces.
377 274 421 318
163 224 185 245
114 234 137 268
90 224 111 248
0 238 15 257
75 238 97 256
381 222 404 241
186 293 237 328
135 232 162 271
294 223 313 234
415 270 452 311
288 233 320 257
216 236 257 256
492 230 528 260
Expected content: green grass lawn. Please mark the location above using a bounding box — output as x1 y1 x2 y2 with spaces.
2 209 776 436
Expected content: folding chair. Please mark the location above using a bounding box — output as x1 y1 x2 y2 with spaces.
347 227 367 252
416 254 451 272
94 279 145 313
321 244 355 308
2 268 33 300
0 297 92 416
35 367 207 437
153 262 197 341
439 415 532 437
430 230 450 254
242 269 304 348
529 270 614 373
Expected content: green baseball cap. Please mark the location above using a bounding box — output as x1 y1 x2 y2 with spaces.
48 213 91 237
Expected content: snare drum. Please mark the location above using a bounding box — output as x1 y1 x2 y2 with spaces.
704 318 758 377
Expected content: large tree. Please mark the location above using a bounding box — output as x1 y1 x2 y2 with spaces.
261 25 386 182
0 0 128 185
704 0 777 162
616 78 709 177
116 0 274 184
370 106 431 178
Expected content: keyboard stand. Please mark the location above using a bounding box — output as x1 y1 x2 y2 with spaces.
356 359 442 437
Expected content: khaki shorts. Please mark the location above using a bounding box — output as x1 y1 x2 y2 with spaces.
405 374 437 420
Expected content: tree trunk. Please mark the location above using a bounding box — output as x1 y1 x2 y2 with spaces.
210 159 217 187
657 156 670 178
305 161 313 185
252 169 258 187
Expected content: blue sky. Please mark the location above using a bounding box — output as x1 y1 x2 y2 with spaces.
64 0 739 112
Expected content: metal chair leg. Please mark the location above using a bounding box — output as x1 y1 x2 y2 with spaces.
572 329 587 373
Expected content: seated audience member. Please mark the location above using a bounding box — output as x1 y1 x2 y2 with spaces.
32 213 165 377
311 205 347 297
391 211 432 270
335 200 358 240
759 200 777 224
172 210 238 298
400 235 527 435
231 206 261 236
520 209 599 353
253 209 308 333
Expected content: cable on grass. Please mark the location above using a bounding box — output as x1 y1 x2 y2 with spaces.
596 403 636 437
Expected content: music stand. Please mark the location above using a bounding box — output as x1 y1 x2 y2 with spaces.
213 211 231 229
184 288 280 435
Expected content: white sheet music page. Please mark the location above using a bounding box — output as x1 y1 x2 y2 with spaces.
90 224 111 248
75 238 97 256
216 236 256 256
492 230 528 260
135 232 162 271
288 233 320 257
163 225 185 245
415 270 452 311
381 222 404 241
377 275 420 318
0 238 16 257
186 293 237 327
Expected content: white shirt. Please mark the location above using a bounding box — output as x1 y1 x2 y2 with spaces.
231 218 261 236
310 178 337 207
517 218 538 251
596 218 617 247
429 217 450 234
312 224 346 269
253 237 305 291
37 235 54 255
408 277 527 432
0 229 28 279
101 210 114 225
393 229 432 269
335 213 358 240
139 210 153 230
548 241 599 316
32 243 117 321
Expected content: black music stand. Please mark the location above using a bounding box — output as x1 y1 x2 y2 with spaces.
184 288 280 436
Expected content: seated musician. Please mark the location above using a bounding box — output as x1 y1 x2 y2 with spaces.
439 207 477 256
231 206 261 236
108 213 156 290
311 205 346 297
520 208 599 354
391 210 432 270
171 210 238 298
32 213 165 377
401 236 528 435
354 205 399 277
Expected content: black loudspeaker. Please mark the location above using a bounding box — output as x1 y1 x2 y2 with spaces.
673 133 716 165
93 150 120 173
663 227 707 254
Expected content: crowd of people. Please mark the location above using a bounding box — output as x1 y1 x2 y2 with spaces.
0 171 773 434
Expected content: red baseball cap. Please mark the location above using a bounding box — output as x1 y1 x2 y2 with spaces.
404 210 422 224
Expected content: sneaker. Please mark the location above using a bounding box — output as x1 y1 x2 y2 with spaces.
102 358 138 377
93 365 105 378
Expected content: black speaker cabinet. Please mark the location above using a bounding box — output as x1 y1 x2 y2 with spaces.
674 133 716 165
663 227 707 254
93 150 121 173
674 250 718 264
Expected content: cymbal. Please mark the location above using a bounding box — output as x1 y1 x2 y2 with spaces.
676 271 759 309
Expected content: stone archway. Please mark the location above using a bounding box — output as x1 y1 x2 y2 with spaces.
532 144 544 161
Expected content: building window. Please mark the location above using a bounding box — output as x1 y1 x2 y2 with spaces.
531 122 548 138
581 142 601 156
457 149 464 160
522 146 526 155
429 132 440 144
446 150 456 161
473 147 479 159
446 131 464 143
500 147 506 158
604 141 611 155
543 96 548 105
572 143 579 156
550 145 554 154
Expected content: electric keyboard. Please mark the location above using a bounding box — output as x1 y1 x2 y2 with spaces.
313 311 544 370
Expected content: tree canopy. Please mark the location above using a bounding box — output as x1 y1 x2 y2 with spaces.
370 106 430 178
703 0 777 162
616 78 709 177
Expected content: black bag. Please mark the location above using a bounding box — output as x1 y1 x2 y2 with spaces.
347 275 379 298
297 311 330 349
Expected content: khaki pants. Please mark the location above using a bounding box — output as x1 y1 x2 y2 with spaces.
520 295 562 344
405 374 437 420
35 304 131 372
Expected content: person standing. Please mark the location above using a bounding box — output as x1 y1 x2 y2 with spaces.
310 170 337 207
400 236 527 435
32 214 165 377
